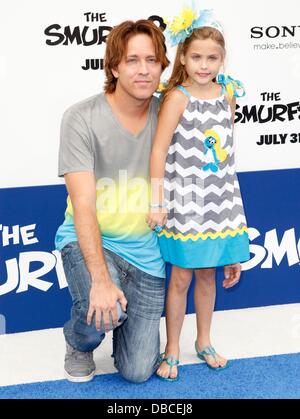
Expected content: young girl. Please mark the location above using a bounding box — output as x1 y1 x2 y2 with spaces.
147 8 250 380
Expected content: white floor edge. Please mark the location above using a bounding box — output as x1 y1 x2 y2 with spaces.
1 303 300 387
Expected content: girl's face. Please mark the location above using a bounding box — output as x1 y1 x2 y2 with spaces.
180 38 224 86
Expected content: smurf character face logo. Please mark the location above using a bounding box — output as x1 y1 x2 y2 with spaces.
205 136 217 149
202 129 228 173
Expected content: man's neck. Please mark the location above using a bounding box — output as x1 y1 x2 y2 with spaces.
106 88 151 119
105 87 153 136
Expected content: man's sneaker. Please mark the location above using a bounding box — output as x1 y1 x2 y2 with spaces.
64 343 96 383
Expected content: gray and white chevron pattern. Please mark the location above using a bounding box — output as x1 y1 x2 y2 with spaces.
164 96 247 236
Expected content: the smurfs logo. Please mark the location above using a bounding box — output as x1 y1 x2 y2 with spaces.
242 227 300 271
44 11 165 71
235 92 300 125
0 223 67 297
1 223 299 296
235 92 300 147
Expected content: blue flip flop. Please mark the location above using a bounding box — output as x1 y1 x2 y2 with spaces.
156 352 179 382
195 341 229 371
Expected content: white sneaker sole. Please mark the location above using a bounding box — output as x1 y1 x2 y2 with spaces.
64 370 96 383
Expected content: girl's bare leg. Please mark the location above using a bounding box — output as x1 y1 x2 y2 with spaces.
194 268 227 368
157 266 193 379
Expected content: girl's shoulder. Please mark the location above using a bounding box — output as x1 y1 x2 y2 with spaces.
216 74 246 100
165 86 190 102
160 87 189 114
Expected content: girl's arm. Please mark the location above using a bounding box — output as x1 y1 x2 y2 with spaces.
229 96 237 126
150 90 188 205
222 96 241 285
147 90 188 230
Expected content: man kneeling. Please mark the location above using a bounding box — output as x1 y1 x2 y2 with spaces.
55 19 169 383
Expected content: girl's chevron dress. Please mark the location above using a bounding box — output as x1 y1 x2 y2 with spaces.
158 78 250 268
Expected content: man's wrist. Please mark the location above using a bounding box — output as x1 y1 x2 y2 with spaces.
91 273 111 284
89 263 110 284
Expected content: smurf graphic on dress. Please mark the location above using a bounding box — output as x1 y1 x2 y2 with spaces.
202 129 228 173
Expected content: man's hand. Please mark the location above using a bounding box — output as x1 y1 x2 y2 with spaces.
222 263 241 289
87 280 127 332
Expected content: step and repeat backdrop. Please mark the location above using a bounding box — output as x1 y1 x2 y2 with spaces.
0 0 299 333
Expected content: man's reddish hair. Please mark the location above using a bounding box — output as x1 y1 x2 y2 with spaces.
104 20 169 93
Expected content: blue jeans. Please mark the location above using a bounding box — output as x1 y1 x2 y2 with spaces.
61 241 165 383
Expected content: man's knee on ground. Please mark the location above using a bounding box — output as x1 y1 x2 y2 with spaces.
117 356 155 383
119 367 153 384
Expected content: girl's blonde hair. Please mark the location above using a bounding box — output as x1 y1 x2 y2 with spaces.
162 27 225 102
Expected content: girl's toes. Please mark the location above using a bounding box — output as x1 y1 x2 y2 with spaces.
216 354 227 367
220 359 227 368
170 370 177 379
209 360 219 368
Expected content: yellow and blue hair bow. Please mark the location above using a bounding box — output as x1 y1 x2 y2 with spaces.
164 7 223 47
216 74 246 100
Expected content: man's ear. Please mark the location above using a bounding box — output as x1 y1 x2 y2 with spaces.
112 68 119 78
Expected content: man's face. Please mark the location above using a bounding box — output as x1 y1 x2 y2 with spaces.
113 34 162 100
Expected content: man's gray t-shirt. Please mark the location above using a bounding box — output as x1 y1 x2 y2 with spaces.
55 93 165 278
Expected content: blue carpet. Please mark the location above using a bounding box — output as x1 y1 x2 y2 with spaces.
1 353 300 399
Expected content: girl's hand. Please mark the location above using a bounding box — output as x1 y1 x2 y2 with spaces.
222 263 241 288
146 207 168 231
